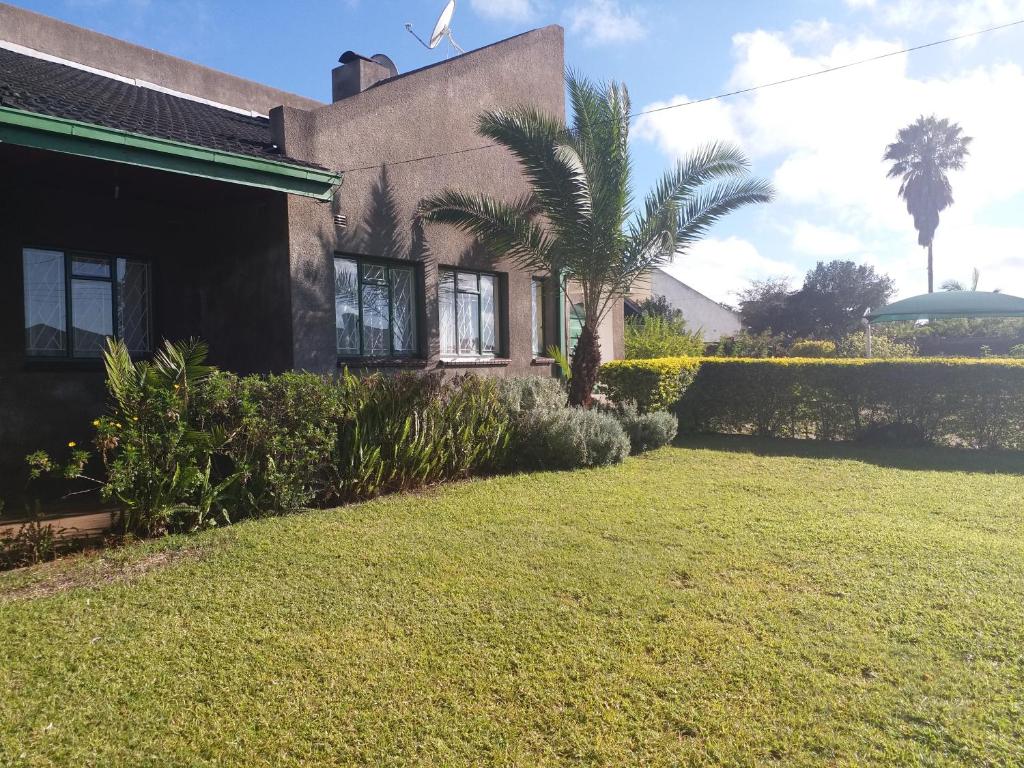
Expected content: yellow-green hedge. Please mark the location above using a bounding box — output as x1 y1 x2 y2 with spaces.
598 357 1024 449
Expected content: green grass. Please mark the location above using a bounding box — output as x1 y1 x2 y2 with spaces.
2 437 1023 767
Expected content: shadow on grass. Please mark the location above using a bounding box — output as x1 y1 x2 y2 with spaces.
676 433 1024 475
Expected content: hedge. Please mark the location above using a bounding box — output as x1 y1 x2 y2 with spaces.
598 356 1024 450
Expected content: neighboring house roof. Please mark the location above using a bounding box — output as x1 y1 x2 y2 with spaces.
0 47 316 166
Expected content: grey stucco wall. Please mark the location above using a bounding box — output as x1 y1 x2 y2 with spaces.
0 2 321 114
275 25 567 378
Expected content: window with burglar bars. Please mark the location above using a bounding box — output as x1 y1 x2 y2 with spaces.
22 248 151 359
334 256 418 358
438 269 501 357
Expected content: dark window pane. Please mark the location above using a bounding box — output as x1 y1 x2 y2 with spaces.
480 274 497 354
361 282 389 356
334 258 360 355
23 249 67 356
72 255 111 278
439 270 457 356
72 279 113 357
117 259 150 354
390 267 417 355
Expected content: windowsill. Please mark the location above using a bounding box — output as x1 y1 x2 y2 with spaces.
439 357 511 368
531 357 556 365
338 357 429 369
23 357 106 372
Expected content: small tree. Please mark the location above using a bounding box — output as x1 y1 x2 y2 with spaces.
420 72 773 406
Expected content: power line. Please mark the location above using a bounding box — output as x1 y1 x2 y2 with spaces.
633 17 1024 118
338 18 1024 174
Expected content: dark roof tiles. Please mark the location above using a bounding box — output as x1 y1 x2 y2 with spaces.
0 47 323 170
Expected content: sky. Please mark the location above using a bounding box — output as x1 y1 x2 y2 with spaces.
14 0 1024 305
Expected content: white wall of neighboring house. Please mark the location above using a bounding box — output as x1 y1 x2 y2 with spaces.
633 269 742 341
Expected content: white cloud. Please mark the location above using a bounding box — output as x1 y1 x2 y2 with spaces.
791 221 865 256
565 0 646 46
469 0 537 23
845 0 1024 46
635 23 1024 299
660 237 802 305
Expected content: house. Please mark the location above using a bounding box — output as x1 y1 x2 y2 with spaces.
0 3 623 493
627 268 741 341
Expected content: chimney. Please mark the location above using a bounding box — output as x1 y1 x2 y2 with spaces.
332 51 397 101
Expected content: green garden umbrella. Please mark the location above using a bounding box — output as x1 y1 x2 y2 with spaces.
864 291 1024 356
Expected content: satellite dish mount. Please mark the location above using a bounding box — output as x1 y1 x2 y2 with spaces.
405 0 464 56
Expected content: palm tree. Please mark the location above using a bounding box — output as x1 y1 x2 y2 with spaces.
883 115 972 293
941 267 999 293
419 73 773 406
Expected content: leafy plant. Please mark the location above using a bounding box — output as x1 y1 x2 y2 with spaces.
516 407 630 470
625 315 705 359
788 340 837 358
604 401 678 454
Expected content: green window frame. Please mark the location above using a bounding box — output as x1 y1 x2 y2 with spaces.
22 247 152 359
531 277 546 356
438 268 501 358
334 256 419 358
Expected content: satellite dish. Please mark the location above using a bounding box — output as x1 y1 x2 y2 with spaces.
405 0 465 55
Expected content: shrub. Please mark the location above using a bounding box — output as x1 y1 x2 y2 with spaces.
606 402 678 454
625 316 705 359
496 376 567 415
29 341 517 539
787 339 836 358
837 330 917 359
1010 344 1024 359
599 357 701 413
711 330 787 358
517 408 630 470
600 356 1024 449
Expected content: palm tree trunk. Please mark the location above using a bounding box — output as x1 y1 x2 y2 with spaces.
567 324 602 408
927 242 934 293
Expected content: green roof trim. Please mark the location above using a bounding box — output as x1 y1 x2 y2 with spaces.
0 105 341 200
867 291 1024 323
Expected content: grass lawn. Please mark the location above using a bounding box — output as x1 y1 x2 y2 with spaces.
1 437 1023 767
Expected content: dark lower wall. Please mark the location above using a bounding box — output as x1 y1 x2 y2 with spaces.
0 146 292 497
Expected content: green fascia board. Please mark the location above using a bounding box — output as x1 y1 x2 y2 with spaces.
0 105 341 200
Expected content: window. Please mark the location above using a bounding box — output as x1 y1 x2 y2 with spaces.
334 256 418 357
531 277 546 356
439 269 500 357
22 248 151 358
568 302 585 358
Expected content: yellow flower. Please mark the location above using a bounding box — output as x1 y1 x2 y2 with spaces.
115 423 123 429
67 441 76 448
132 416 139 422
92 419 100 427
174 384 181 390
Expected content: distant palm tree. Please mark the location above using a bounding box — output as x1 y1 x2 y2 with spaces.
420 72 773 406
941 267 999 293
884 115 972 293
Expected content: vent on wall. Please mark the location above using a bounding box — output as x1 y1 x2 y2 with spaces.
334 213 348 230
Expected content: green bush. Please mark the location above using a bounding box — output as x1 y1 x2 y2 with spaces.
606 402 678 454
625 316 705 359
787 339 836 358
600 356 1024 449
837 330 917 359
496 376 567 415
599 357 701 412
30 341 515 538
516 408 630 470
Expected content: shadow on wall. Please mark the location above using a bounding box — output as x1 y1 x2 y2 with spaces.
678 434 1024 475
